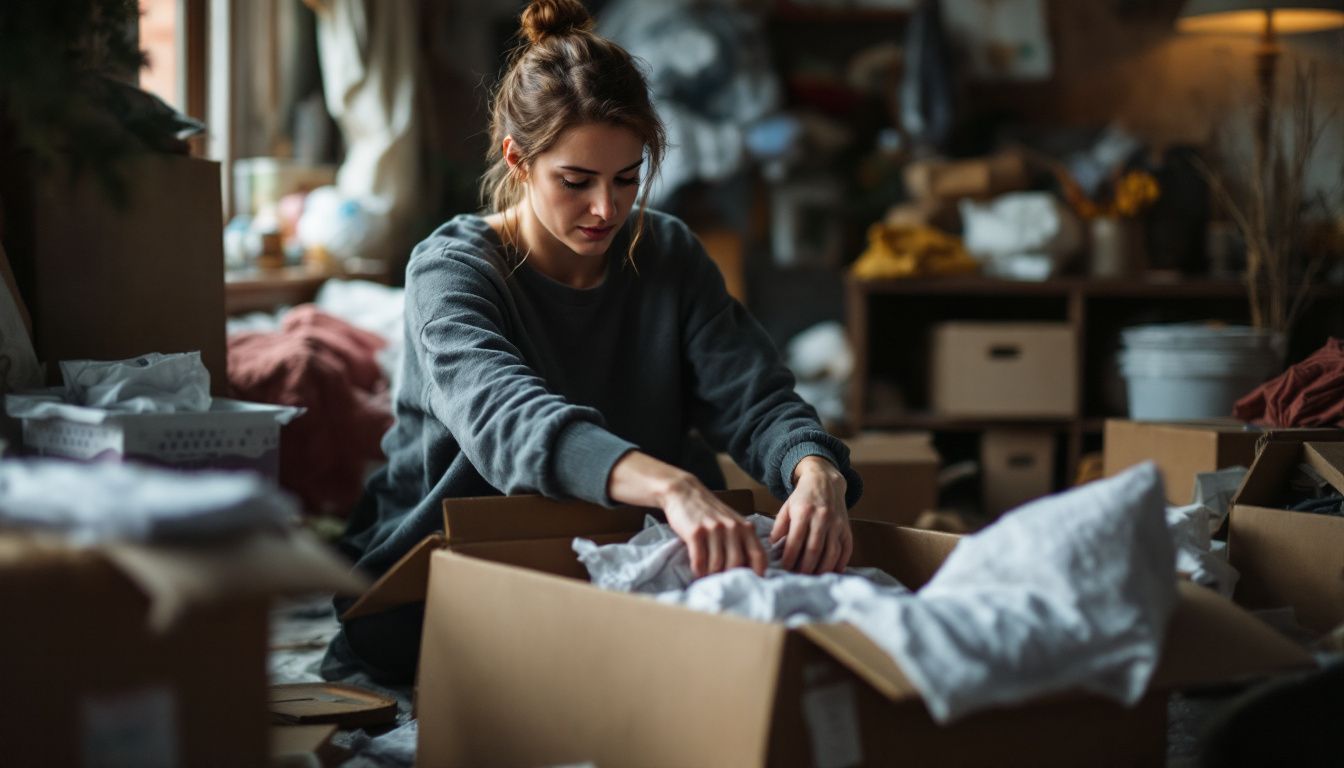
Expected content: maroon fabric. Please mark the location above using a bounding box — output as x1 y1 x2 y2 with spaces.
228 305 393 517
1233 337 1344 428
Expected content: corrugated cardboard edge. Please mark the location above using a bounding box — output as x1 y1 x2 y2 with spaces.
1151 581 1313 687
441 490 754 544
341 533 443 621
344 491 755 622
100 528 367 631
1304 442 1344 494
796 622 921 701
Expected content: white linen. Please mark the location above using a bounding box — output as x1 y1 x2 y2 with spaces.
59 351 211 413
0 459 298 544
575 462 1176 723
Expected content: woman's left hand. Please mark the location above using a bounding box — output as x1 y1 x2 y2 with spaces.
770 456 851 574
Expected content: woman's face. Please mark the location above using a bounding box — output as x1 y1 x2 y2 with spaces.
516 122 645 260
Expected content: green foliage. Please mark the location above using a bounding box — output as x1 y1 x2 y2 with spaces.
0 0 149 202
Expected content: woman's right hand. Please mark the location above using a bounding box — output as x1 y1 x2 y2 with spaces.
608 451 767 578
660 476 768 578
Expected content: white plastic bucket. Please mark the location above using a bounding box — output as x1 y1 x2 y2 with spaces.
1118 324 1283 420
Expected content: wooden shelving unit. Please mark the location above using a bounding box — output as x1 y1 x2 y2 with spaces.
846 275 1344 486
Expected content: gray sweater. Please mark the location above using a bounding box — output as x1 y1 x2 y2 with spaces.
340 210 861 578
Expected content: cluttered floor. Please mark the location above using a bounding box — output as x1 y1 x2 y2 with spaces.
264 456 1343 766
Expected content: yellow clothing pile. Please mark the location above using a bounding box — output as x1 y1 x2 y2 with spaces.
850 223 979 280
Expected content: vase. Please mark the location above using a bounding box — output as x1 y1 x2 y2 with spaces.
1088 216 1145 279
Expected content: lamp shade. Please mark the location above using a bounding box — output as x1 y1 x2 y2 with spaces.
1179 1 1344 34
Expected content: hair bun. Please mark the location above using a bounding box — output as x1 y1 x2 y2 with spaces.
519 0 593 45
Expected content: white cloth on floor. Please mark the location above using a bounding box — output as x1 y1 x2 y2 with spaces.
574 462 1176 724
59 351 212 413
0 459 297 544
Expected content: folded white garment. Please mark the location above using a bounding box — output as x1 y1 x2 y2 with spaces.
60 351 212 413
0 459 298 544
575 462 1176 724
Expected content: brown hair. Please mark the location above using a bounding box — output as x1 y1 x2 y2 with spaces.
483 0 667 265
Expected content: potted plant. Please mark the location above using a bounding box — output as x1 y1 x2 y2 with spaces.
1199 64 1342 344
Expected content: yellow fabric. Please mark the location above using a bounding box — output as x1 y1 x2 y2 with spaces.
849 223 979 280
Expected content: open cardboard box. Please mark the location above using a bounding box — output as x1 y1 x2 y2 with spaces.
0 530 364 767
1230 441 1344 635
345 491 1311 767
1102 419 1341 505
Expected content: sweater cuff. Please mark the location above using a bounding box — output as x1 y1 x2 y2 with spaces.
552 420 638 506
780 441 840 493
779 440 864 510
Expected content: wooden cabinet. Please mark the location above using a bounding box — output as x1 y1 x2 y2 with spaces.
846 275 1344 491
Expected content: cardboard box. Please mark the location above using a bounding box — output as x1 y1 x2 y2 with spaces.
11 396 298 478
0 530 363 767
929 322 1077 417
717 433 940 525
346 494 1310 767
1103 419 1342 505
24 154 229 393
982 429 1056 516
1229 441 1344 635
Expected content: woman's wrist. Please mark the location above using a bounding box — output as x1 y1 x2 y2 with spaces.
608 450 699 509
792 454 842 485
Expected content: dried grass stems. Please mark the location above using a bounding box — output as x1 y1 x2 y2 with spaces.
1198 63 1343 336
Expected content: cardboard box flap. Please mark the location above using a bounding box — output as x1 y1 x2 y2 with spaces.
340 533 443 621
797 622 921 701
36 528 369 632
1234 440 1296 507
450 532 636 580
1304 442 1344 495
849 521 961 590
1150 581 1312 688
441 490 753 544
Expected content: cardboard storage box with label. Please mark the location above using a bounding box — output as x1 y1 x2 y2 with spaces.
717 433 939 525
1229 441 1344 635
345 492 1310 767
0 531 364 767
1103 419 1340 505
981 429 1056 516
929 322 1077 417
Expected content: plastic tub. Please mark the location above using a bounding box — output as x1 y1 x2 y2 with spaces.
1118 324 1283 420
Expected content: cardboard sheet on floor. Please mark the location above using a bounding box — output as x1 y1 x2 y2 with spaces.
1229 441 1344 634
344 493 1312 767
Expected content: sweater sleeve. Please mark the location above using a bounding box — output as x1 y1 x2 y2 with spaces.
670 223 863 507
407 245 636 504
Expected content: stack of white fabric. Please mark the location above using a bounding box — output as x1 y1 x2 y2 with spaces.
575 462 1177 723
0 459 298 544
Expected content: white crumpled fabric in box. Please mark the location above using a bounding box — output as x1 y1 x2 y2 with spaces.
575 462 1176 724
60 351 212 413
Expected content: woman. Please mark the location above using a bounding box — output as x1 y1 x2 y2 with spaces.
329 0 862 684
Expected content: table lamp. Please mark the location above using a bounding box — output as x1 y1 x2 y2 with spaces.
1177 1 1344 164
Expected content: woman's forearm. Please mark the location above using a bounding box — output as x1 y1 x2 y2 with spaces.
606 450 698 508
